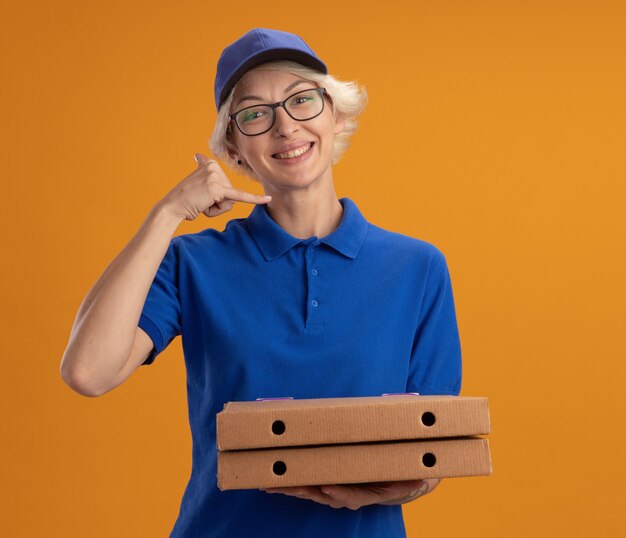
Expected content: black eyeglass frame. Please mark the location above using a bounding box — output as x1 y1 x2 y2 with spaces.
229 87 329 136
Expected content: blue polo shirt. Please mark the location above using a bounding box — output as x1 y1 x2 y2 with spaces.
138 196 462 538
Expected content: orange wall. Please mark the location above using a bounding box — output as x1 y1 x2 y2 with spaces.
2 0 625 536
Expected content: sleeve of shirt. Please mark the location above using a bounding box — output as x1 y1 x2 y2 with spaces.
138 237 182 366
406 249 462 396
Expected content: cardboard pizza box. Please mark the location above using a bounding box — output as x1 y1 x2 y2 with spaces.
216 394 490 450
217 436 492 490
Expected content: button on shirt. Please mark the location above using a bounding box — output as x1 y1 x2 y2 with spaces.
138 197 462 538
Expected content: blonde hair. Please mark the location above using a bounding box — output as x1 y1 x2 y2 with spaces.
209 60 368 181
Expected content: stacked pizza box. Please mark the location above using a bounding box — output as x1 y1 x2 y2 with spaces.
216 393 492 491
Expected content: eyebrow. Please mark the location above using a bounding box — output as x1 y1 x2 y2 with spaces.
234 80 313 107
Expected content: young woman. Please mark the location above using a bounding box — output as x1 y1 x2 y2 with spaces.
61 28 462 537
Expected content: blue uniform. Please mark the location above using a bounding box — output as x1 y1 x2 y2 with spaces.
139 196 462 537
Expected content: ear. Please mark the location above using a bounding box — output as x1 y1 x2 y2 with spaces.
225 130 240 161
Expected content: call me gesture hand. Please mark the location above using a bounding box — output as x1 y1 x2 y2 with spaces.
260 478 441 510
159 153 272 223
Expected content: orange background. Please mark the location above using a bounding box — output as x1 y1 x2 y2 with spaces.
2 0 625 536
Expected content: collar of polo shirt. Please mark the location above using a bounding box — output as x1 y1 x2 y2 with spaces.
244 197 369 261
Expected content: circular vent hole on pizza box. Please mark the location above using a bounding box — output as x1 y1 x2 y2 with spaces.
422 453 437 467
421 412 436 426
273 461 287 475
272 420 286 435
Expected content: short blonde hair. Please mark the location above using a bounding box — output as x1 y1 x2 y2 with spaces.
209 60 368 181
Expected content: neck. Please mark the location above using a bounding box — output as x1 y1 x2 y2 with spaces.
263 188 344 240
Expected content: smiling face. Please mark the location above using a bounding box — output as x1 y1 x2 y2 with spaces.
228 68 345 193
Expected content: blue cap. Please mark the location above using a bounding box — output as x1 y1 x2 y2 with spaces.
214 28 328 111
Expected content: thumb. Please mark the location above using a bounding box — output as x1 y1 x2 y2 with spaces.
194 152 211 165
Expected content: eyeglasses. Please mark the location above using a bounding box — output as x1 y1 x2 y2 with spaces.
229 87 328 136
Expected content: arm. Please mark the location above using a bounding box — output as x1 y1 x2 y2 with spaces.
407 249 462 396
60 155 271 397
60 203 182 397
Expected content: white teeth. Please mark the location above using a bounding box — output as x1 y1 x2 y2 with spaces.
274 143 312 159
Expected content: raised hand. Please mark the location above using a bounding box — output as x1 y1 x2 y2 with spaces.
159 153 271 222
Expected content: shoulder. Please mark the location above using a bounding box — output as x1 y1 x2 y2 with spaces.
365 222 448 266
168 217 249 253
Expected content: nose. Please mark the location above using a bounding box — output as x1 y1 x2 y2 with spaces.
272 106 299 137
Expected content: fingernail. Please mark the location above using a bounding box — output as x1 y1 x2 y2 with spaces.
194 153 201 163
